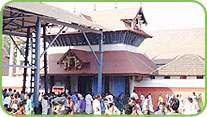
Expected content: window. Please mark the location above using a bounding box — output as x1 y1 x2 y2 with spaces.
164 76 170 79
180 76 187 79
197 76 204 79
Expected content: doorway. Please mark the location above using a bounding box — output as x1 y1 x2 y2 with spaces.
78 76 92 95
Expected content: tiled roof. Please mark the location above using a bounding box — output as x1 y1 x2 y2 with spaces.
8 2 106 30
86 7 140 30
47 49 157 76
137 28 205 59
151 54 205 76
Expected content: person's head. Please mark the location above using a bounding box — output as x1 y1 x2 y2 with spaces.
4 89 7 92
133 89 136 93
140 93 143 95
96 95 102 101
10 94 14 99
75 92 78 95
26 93 31 100
59 100 64 105
63 93 68 98
14 89 16 93
14 94 18 99
199 93 202 96
9 88 12 92
145 94 148 99
4 104 8 109
169 98 179 112
128 97 136 107
6 108 12 112
188 97 193 103
176 94 179 98
159 93 162 96
159 102 166 112
87 91 91 95
193 92 196 95
67 96 71 104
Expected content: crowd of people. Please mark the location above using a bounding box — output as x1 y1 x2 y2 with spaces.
2 88 204 115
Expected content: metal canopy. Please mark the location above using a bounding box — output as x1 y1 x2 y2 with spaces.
2 2 104 114
3 2 106 37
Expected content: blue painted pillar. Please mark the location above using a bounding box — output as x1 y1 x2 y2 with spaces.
98 31 103 95
34 17 41 111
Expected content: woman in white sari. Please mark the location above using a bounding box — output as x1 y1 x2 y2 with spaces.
85 93 93 114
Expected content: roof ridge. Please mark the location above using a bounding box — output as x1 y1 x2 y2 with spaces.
152 54 205 75
151 55 180 74
131 52 156 71
86 7 139 13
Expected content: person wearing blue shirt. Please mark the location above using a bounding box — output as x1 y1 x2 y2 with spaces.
71 92 78 112
154 102 166 115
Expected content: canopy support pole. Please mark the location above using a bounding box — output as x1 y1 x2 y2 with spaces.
82 31 100 65
34 17 41 114
98 31 103 95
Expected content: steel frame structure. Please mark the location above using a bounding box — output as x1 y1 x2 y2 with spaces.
2 4 103 114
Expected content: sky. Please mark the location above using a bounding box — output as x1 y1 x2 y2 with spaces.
45 2 205 31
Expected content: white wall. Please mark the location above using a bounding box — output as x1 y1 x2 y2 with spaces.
130 76 205 92
2 76 31 88
47 44 138 54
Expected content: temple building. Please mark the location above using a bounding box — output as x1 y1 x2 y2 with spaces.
39 7 158 97
2 4 205 109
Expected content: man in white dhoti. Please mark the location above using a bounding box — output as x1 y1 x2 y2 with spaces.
77 93 83 113
143 95 149 113
177 94 184 114
41 94 50 115
85 92 93 114
184 97 197 114
105 93 114 104
93 95 102 115
148 93 154 112
191 92 199 110
130 90 139 102
140 93 145 112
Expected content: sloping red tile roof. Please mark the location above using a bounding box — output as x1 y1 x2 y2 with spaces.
57 49 88 64
47 49 157 76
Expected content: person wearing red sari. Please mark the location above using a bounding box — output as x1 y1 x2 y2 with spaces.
66 96 74 114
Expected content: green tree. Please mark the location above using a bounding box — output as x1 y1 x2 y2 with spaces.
2 35 26 64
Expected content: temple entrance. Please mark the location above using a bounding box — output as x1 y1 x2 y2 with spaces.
78 76 93 95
